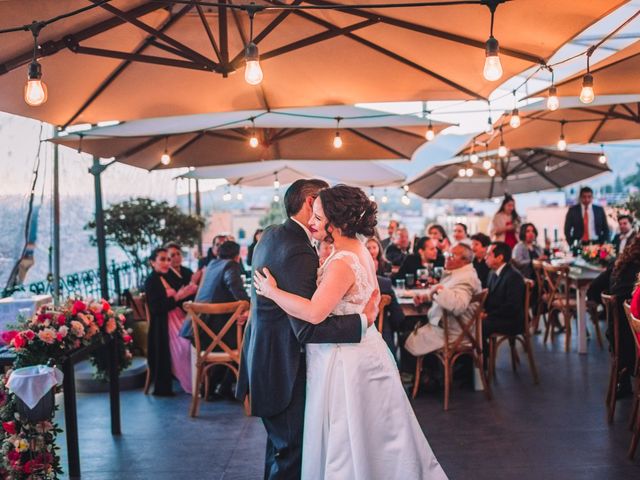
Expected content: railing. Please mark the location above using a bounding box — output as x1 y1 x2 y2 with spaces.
1 261 150 302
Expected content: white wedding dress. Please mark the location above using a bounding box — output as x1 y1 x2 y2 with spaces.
302 250 448 480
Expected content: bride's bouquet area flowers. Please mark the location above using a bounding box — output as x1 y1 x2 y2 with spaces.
581 243 616 267
0 299 133 479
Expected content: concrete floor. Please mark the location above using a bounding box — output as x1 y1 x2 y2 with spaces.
57 332 640 479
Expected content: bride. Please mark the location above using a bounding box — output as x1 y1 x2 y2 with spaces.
254 184 448 480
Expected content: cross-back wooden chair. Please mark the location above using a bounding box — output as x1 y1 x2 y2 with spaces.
376 294 392 333
412 289 491 411
542 263 576 352
184 300 250 417
488 279 540 385
602 293 622 424
623 302 640 459
531 260 548 333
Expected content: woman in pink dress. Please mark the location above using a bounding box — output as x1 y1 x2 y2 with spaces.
145 247 197 395
490 194 520 249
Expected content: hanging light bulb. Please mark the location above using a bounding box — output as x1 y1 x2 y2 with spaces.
488 168 496 177
598 144 607 164
403 185 410 192
273 192 280 202
401 194 410 206
498 141 508 158
470 151 479 164
223 186 232 202
236 187 243 201
466 168 474 177
544 160 551 172
160 137 171 165
24 24 47 107
425 121 435 141
381 190 389 203
458 168 467 177
244 42 263 85
509 108 521 128
557 134 567 151
482 159 492 170
483 36 503 81
580 73 594 104
273 173 280 190
333 131 343 149
547 85 559 111
485 116 494 135
369 186 376 202
249 119 259 148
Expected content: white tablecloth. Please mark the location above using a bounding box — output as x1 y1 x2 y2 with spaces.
0 295 53 332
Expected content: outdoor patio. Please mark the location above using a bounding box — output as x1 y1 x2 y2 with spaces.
58 335 640 480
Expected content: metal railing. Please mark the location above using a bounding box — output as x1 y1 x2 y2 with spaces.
1 260 150 302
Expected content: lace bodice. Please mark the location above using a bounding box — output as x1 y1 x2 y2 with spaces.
317 250 375 316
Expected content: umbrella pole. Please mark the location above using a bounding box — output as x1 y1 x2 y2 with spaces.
52 138 61 306
89 156 110 301
195 179 202 257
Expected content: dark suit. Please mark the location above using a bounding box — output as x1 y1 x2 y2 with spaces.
393 253 424 282
484 264 526 338
236 219 362 480
612 231 636 255
564 203 609 245
377 276 405 354
385 243 409 267
473 258 491 289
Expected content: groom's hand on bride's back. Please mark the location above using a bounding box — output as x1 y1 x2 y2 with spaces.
363 291 380 327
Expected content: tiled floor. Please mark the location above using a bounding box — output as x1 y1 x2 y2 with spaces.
58 332 640 479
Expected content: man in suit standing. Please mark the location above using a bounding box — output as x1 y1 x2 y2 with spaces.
482 242 526 355
236 179 376 480
612 214 636 255
564 186 609 246
381 219 399 250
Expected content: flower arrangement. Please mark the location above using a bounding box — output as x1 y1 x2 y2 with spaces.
581 243 616 267
0 299 133 479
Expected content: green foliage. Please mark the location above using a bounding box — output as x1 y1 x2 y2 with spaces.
259 201 286 228
86 197 204 265
623 162 640 189
614 175 624 194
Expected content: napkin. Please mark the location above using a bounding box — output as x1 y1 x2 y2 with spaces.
8 365 64 409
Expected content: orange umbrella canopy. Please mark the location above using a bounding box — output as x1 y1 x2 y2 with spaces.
459 101 640 154
0 0 626 127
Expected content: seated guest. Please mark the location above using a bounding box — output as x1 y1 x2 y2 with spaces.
145 247 197 396
318 240 334 266
427 224 449 267
194 241 250 398
452 223 472 246
366 237 392 276
246 228 264 266
198 234 228 270
512 223 549 280
406 243 481 355
470 233 491 288
385 226 411 267
165 242 196 299
394 237 438 282
381 219 399 250
608 235 640 397
483 242 526 353
612 214 636 255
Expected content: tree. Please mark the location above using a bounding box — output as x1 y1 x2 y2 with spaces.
614 175 625 194
259 201 286 228
623 162 640 189
85 197 204 267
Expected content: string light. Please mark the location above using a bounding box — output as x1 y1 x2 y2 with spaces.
497 127 507 158
401 194 410 205
465 168 474 177
557 121 567 151
580 52 595 104
482 159 492 170
244 9 263 85
273 192 280 202
544 160 551 172
403 185 410 192
470 149 479 164
369 186 376 202
223 185 232 202
488 168 496 177
425 121 435 141
509 91 520 128
333 117 343 149
160 137 171 165
458 168 467 177
273 172 280 189
598 144 607 164
236 186 243 201
381 190 389 203
485 115 494 135
547 69 559 111
249 118 259 148
24 22 47 107
483 4 502 81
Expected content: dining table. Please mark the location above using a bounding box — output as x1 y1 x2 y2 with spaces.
394 288 431 317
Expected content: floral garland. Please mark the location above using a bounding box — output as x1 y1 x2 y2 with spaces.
0 299 133 479
581 243 616 267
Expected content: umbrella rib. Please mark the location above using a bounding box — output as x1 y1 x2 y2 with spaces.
196 2 222 62
229 2 248 47
588 104 616 144
68 45 212 71
219 0 230 70
290 7 485 100
270 128 310 142
62 4 194 129
89 1 215 68
347 128 408 158
549 151 610 172
120 135 167 159
382 126 427 141
171 131 206 158
517 151 562 188
204 130 247 142
303 0 544 64
427 176 457 199
488 175 495 199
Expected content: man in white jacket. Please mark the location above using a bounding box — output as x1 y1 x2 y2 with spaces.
406 243 482 356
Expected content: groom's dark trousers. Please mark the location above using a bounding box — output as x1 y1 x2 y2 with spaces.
236 219 364 479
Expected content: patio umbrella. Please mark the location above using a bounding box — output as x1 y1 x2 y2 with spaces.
408 148 611 199
0 1 626 127
50 106 446 170
180 159 407 187
458 100 640 154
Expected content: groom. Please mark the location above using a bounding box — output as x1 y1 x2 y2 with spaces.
236 179 377 479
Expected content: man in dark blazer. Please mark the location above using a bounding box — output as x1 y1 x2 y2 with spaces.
470 233 491 288
393 236 438 283
483 242 526 354
236 179 376 480
612 214 636 255
564 186 609 246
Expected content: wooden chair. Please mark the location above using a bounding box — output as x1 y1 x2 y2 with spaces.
623 302 640 459
488 279 540 385
602 294 621 424
412 289 491 411
531 260 548 333
376 294 392 333
184 300 250 418
542 263 576 352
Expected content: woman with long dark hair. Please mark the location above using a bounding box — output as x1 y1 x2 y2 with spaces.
366 236 391 276
491 194 520 249
246 228 264 266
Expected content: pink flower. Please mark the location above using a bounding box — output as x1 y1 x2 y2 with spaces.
1 330 19 344
12 335 26 350
122 334 133 344
3 421 16 435
58 325 68 338
37 328 56 344
85 323 99 339
7 449 20 462
102 301 111 312
57 314 66 326
105 318 117 334
23 330 35 341
94 312 104 327
70 321 85 337
71 300 86 316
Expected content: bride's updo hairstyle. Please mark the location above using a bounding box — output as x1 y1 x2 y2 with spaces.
319 184 378 243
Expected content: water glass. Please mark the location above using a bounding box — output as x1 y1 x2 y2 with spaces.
405 273 415 288
396 279 406 291
433 267 444 280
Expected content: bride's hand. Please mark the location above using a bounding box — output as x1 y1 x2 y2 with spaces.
254 268 278 299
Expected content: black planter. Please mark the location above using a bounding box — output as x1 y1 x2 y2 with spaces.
15 388 55 423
